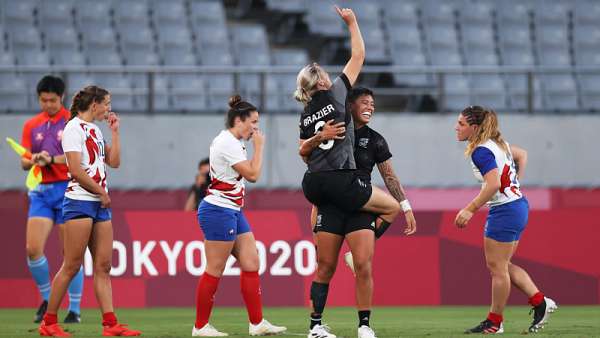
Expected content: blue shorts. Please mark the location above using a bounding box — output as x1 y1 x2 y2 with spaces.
28 181 68 224
484 197 529 242
197 200 251 241
62 197 112 223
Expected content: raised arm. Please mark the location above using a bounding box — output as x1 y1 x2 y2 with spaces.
104 112 120 168
336 6 365 86
510 144 528 180
232 130 264 183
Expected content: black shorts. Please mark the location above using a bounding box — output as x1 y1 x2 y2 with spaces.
313 204 377 236
302 170 372 213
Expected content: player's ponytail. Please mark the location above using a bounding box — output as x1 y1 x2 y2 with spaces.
69 85 109 120
462 105 508 156
226 94 257 128
294 63 323 105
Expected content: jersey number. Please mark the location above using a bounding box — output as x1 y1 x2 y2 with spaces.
314 120 334 150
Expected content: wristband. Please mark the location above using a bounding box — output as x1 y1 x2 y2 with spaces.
50 156 55 164
400 199 412 213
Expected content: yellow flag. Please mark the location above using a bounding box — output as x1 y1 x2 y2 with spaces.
6 137 42 189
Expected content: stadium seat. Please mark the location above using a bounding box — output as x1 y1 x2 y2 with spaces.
52 51 86 66
573 25 600 67
421 0 456 25
75 0 111 27
497 0 531 25
0 75 29 111
388 24 422 51
501 49 535 66
81 26 118 52
114 0 150 24
578 74 600 110
458 0 494 24
151 0 186 23
2 0 37 24
194 24 230 54
469 74 508 111
271 49 309 66
442 74 470 111
534 0 570 25
93 73 136 111
341 1 381 28
190 0 226 28
171 75 207 112
505 74 542 111
8 25 43 58
87 49 123 67
498 25 532 54
574 0 600 25
264 0 305 14
461 25 495 51
390 49 432 87
163 50 197 67
361 26 390 64
38 0 73 24
157 24 194 62
304 0 345 38
540 74 579 111
380 0 418 26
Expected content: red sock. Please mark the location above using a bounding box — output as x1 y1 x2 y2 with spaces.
43 313 58 325
195 273 220 329
529 291 545 306
487 312 503 326
102 312 118 327
241 271 263 325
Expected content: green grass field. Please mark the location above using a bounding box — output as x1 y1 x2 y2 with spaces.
1 306 599 337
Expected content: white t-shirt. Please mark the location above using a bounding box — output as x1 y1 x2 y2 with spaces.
62 117 107 201
203 130 247 210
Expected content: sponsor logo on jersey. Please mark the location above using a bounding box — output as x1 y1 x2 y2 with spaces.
358 138 369 148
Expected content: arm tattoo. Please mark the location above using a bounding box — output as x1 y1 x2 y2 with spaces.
377 160 407 202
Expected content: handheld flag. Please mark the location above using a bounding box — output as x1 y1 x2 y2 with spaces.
6 137 42 190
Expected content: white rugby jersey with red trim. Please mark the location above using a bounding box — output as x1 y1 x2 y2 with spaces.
203 130 247 210
471 139 522 207
61 117 107 201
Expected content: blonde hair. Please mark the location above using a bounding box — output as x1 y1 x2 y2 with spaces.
461 106 508 156
294 62 323 105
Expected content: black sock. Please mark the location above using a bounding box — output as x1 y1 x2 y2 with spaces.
310 313 322 329
310 282 329 329
358 310 371 327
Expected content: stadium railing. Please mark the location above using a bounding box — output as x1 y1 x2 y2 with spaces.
1 65 599 114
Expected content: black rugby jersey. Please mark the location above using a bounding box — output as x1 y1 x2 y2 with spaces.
299 74 356 172
354 124 392 183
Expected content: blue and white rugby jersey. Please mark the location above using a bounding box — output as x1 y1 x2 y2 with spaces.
471 139 522 207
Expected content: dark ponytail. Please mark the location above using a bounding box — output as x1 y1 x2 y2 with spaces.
226 94 257 128
69 85 110 120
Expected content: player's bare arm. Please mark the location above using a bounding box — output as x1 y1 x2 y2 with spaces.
377 159 417 235
337 6 365 86
455 168 500 228
104 112 121 168
64 151 110 207
298 120 345 157
233 130 264 183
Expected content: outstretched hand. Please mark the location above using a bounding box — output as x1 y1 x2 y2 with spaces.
335 5 357 26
